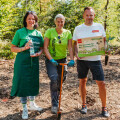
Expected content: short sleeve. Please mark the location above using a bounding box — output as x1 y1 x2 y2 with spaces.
100 24 106 37
68 30 72 40
40 36 44 47
36 30 44 47
44 29 51 39
73 27 77 41
12 31 20 46
37 31 42 37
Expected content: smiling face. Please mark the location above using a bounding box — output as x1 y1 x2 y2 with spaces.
55 17 65 29
83 9 95 26
26 14 35 29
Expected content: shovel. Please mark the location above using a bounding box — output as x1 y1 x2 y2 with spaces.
105 55 109 65
57 63 67 120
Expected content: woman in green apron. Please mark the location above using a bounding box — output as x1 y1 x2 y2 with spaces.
11 11 44 119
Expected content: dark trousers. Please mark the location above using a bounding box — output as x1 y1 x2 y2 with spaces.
45 58 67 107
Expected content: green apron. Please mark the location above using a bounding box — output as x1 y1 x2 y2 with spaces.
11 35 43 97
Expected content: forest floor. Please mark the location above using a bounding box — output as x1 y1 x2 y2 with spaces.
0 55 120 120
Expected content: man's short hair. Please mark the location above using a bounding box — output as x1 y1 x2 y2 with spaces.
84 7 95 13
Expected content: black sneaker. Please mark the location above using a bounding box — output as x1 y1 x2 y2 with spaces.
101 107 110 117
80 105 87 114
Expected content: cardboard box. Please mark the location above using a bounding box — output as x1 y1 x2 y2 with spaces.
77 36 105 57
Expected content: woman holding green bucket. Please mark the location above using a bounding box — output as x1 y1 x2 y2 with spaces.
11 11 44 119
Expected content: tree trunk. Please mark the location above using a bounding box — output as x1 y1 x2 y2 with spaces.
40 0 42 13
104 0 109 31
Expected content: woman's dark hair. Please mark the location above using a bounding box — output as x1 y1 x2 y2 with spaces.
23 11 38 29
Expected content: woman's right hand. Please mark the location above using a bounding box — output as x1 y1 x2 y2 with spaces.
50 59 58 66
24 40 32 50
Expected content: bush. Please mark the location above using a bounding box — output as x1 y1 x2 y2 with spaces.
0 40 16 59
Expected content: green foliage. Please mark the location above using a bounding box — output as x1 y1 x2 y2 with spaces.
0 0 25 40
0 0 120 59
0 40 16 59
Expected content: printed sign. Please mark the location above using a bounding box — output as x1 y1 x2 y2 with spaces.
77 36 105 57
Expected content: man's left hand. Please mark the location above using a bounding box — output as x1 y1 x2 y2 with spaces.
105 49 111 55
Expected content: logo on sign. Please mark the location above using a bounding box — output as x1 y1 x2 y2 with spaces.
78 39 82 43
92 30 99 33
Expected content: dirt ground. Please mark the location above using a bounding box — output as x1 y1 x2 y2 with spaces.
0 55 120 120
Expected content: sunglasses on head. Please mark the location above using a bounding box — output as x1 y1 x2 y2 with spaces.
27 11 36 14
58 36 61 44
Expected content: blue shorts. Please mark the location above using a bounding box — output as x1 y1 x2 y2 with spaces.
77 60 104 81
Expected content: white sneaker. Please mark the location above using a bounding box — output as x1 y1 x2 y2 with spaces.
51 106 58 114
29 101 43 111
22 108 28 119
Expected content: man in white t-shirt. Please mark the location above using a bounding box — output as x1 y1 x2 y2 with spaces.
73 7 110 117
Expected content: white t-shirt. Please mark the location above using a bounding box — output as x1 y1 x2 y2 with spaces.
73 23 106 61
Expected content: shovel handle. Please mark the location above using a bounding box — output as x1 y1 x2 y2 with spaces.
57 112 61 120
57 63 67 115
105 55 109 65
59 63 67 66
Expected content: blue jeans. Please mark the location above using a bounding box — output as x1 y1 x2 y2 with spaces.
45 58 67 107
20 96 35 104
